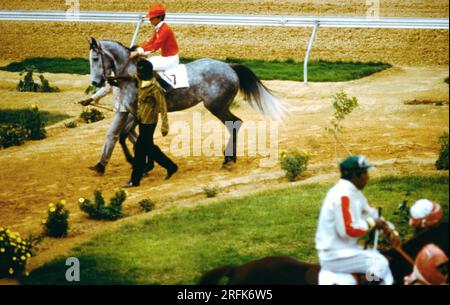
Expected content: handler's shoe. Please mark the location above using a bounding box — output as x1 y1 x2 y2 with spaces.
88 163 105 176
123 181 139 188
165 165 178 180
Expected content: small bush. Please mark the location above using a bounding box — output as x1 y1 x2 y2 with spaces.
139 199 156 212
79 189 127 220
42 200 69 238
64 121 77 128
435 132 449 170
16 68 59 93
21 106 46 140
280 150 310 181
80 108 104 124
0 228 35 278
0 124 30 149
203 185 220 198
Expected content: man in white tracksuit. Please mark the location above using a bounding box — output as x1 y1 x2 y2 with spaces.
315 155 394 285
79 82 138 175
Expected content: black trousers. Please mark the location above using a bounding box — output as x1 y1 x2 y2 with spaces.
131 123 177 185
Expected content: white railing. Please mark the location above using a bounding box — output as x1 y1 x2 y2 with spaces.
1 10 448 83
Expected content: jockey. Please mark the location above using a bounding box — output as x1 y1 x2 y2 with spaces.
404 243 449 285
409 199 443 230
130 3 180 72
315 155 395 285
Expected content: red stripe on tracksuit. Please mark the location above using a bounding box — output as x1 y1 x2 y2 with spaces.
341 196 367 237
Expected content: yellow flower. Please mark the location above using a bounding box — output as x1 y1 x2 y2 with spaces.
42 219 47 224
78 197 85 204
9 268 14 275
21 256 26 261
0 237 3 241
48 203 54 208
17 237 22 243
31 104 37 109
10 242 16 247
25 272 30 277
60 199 66 205
26 253 31 258
49 207 56 213
12 256 17 261
0 248 5 253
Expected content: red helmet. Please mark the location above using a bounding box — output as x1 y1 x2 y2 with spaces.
414 244 449 285
147 3 166 19
409 199 443 229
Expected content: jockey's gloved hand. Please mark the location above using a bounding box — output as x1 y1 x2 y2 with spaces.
79 98 93 106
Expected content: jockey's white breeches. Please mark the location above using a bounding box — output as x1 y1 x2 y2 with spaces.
319 248 394 285
146 54 179 72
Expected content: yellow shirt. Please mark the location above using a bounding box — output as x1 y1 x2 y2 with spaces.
137 78 169 134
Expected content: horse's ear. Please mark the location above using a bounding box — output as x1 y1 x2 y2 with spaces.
88 37 99 50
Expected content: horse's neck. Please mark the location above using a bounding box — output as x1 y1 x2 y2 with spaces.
102 41 135 76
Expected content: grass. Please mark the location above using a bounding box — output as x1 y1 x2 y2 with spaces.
0 57 90 75
22 175 448 285
0 109 71 127
0 57 392 82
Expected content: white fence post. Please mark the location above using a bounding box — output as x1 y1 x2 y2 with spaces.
304 21 319 86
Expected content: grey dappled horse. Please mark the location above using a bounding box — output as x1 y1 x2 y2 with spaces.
88 38 284 166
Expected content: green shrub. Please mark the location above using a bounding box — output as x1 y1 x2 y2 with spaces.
42 200 69 238
139 199 156 212
16 68 59 93
203 185 220 198
0 124 30 149
21 106 46 140
80 108 104 124
435 132 449 170
0 228 35 278
280 150 310 181
79 189 127 220
64 121 77 128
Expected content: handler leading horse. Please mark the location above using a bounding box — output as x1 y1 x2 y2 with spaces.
88 38 284 168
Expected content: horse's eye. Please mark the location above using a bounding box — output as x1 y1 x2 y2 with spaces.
92 57 99 62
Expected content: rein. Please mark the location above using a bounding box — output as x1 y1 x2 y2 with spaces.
96 42 133 85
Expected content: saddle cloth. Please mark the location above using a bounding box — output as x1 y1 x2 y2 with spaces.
157 64 189 89
318 270 357 285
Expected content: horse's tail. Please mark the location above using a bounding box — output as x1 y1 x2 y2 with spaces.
230 64 285 121
198 265 235 285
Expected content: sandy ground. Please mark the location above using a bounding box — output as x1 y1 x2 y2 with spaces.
0 21 448 66
0 64 448 273
0 0 448 17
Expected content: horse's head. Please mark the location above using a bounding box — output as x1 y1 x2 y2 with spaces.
88 37 114 87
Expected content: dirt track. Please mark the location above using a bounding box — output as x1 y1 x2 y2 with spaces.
0 0 448 17
0 64 448 270
0 0 449 65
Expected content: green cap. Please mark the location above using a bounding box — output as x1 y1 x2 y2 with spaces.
340 155 374 172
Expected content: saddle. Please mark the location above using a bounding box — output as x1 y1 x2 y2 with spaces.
154 73 174 93
154 64 190 93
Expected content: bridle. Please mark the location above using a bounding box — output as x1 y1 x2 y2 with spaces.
90 41 133 85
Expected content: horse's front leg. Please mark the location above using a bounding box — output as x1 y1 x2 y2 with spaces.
120 113 138 166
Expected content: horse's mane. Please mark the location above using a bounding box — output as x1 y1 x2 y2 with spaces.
99 40 131 52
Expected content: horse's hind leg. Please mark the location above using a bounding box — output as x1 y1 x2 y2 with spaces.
209 108 243 167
